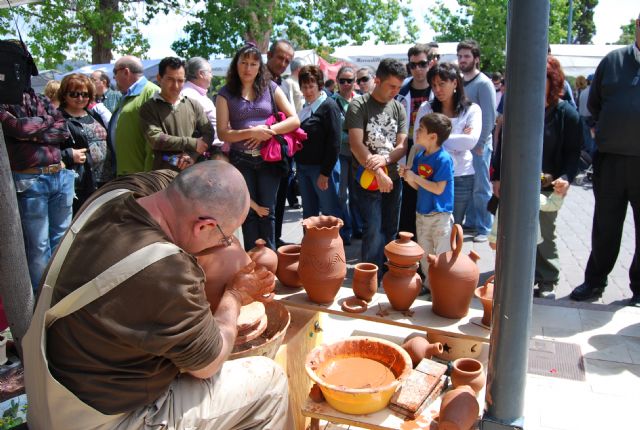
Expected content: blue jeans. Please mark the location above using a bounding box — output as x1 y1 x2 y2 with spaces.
12 169 74 291
338 154 363 241
297 163 343 220
465 145 494 235
453 174 474 226
235 160 281 251
353 178 402 273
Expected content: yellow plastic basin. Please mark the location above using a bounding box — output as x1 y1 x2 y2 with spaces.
305 336 412 415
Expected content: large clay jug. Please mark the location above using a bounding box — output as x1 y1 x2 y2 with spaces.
428 224 480 319
298 216 346 304
439 385 479 430
248 239 278 273
450 358 486 394
475 275 495 327
384 231 424 267
276 244 303 288
352 262 378 302
382 263 421 311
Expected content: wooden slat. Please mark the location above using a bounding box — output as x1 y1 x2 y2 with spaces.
275 282 491 342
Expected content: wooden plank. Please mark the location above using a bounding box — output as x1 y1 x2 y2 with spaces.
275 282 490 342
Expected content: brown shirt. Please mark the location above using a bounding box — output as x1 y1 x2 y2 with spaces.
47 170 221 414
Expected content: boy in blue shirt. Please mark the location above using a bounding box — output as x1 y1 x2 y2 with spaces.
399 113 454 293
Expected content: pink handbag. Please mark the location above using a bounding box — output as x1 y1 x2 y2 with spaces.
260 86 307 162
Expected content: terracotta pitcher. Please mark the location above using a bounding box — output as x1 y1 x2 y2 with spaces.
248 239 278 273
401 335 444 367
475 275 495 327
438 385 479 430
384 231 424 267
382 263 421 311
352 262 378 302
298 216 346 304
450 358 486 394
276 244 303 288
428 224 480 319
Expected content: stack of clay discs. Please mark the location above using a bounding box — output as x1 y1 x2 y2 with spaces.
235 302 268 345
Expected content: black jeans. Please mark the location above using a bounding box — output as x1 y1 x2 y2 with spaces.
584 152 640 294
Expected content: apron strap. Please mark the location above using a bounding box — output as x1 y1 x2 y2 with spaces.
45 242 181 327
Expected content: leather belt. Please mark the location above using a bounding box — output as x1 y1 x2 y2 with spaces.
14 163 63 175
240 148 261 157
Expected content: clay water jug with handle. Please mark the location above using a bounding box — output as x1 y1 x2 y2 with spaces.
298 216 346 304
427 224 480 319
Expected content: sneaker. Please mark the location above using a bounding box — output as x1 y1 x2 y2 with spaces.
538 290 556 299
570 283 605 301
627 293 640 307
473 234 488 243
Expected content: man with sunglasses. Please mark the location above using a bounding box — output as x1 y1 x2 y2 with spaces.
396 43 439 236
571 12 640 307
23 160 290 429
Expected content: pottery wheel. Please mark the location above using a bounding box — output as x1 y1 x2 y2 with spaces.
236 302 266 332
235 314 268 345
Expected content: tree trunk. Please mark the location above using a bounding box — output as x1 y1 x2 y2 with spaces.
91 0 119 64
0 127 34 359
238 0 274 53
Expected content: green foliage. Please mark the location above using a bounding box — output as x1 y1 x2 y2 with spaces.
0 0 185 68
172 0 418 59
0 400 27 430
616 19 636 45
426 0 597 73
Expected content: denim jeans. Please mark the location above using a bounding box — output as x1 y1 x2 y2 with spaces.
235 160 281 251
453 174 474 226
297 163 343 221
12 169 74 290
465 144 494 235
353 178 402 274
338 154 363 241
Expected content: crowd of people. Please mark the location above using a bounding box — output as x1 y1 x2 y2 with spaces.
1 14 639 426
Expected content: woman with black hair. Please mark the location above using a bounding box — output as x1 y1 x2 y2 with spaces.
413 62 482 225
216 44 300 251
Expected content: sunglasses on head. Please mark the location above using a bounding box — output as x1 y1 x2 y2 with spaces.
356 76 370 84
428 54 441 62
67 91 90 99
409 60 429 70
338 78 354 85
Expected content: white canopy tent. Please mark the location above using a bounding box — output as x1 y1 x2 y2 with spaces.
331 42 626 77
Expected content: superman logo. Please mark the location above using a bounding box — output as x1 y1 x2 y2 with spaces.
418 164 433 178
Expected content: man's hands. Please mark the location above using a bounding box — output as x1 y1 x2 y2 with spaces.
227 262 276 305
195 138 209 155
365 153 388 171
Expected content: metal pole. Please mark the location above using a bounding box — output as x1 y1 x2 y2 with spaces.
567 0 574 43
480 0 549 429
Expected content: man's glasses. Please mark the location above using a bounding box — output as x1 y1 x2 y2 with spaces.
67 91 90 99
409 60 429 70
428 54 441 62
356 76 370 84
338 78 354 85
112 66 125 76
199 216 234 247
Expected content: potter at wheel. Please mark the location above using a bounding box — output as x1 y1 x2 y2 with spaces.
235 302 267 345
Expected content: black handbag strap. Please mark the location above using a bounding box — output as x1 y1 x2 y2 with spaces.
5 0 38 76
267 84 281 124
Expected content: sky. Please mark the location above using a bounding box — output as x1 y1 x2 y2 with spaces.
142 0 638 59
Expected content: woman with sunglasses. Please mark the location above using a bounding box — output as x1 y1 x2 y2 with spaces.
216 44 299 251
413 62 482 226
58 73 115 214
333 65 362 244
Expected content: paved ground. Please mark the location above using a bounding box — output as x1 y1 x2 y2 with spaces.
281 178 636 306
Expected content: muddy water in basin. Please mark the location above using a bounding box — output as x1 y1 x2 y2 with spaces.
318 357 395 389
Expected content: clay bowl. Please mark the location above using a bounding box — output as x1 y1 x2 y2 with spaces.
230 300 291 360
305 336 412 415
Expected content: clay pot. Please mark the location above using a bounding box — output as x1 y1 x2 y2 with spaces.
401 335 444 367
384 231 424 267
248 239 278 273
382 263 421 311
450 358 486 394
428 224 480 319
298 216 347 304
439 385 480 430
475 275 495 327
352 262 378 302
276 244 303 288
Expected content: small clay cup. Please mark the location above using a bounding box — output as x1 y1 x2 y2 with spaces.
401 335 444 367
450 358 486 394
439 385 480 430
276 244 303 288
248 239 278 273
352 262 378 302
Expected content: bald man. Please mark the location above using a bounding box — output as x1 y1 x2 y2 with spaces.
110 55 160 175
23 161 291 429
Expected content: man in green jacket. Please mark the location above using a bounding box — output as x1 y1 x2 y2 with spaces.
110 55 159 176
